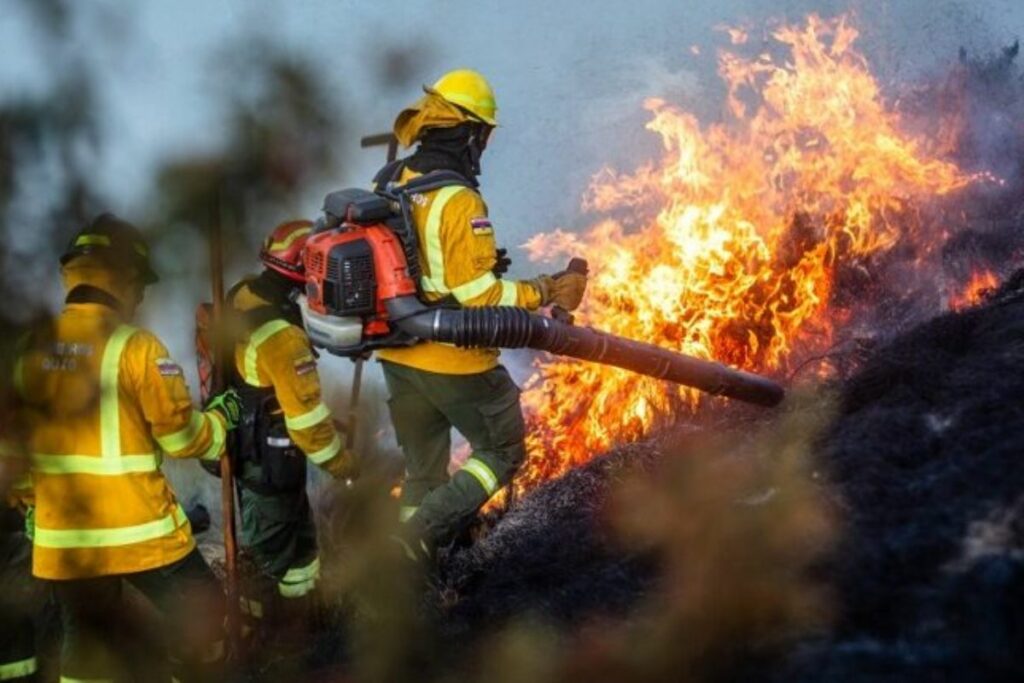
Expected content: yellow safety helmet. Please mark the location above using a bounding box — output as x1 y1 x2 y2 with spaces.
60 213 158 284
394 69 498 148
427 69 497 126
60 214 157 311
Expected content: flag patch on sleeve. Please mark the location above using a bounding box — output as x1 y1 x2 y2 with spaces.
470 217 493 235
294 356 317 376
156 358 183 377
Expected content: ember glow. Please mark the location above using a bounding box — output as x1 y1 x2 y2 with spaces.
511 14 978 495
949 269 1000 311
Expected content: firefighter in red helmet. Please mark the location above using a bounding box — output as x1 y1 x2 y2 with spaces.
218 220 357 647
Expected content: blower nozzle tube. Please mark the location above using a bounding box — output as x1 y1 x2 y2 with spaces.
385 296 785 407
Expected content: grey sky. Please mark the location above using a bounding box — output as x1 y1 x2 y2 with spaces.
4 0 1023 250
3 0 1022 333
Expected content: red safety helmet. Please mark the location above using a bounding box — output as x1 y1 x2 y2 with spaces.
260 220 314 283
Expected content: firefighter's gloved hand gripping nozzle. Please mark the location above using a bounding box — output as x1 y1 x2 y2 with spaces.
298 184 785 408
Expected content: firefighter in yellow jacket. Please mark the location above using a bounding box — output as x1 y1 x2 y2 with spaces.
13 214 238 682
223 220 357 638
375 70 587 559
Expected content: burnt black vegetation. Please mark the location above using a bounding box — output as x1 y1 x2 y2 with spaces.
439 443 662 636
424 267 1024 682
786 270 1024 682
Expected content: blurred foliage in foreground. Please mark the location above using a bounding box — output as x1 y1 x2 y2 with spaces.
316 392 835 682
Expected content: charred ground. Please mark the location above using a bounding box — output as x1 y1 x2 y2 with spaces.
791 269 1024 681
424 268 1024 682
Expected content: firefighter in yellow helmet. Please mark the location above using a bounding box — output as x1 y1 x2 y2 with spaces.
13 214 238 682
374 69 587 560
221 219 357 645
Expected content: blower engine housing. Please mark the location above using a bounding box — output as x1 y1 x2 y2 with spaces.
302 222 418 356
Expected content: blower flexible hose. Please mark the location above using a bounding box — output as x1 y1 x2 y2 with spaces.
385 296 785 407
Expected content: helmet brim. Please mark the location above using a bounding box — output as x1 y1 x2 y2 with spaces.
422 85 497 126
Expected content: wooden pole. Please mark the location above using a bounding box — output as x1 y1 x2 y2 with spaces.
345 359 364 452
210 194 242 661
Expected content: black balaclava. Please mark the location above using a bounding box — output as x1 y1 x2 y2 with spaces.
405 122 491 185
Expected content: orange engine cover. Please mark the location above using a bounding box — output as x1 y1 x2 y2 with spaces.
303 224 417 336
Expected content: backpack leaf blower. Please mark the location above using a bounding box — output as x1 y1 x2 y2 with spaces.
299 180 785 408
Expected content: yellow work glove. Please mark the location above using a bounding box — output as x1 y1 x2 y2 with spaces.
550 270 587 311
325 448 360 481
325 421 360 481
533 266 588 312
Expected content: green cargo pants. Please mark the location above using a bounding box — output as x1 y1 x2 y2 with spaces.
382 361 527 549
237 484 320 622
0 520 40 682
52 548 224 683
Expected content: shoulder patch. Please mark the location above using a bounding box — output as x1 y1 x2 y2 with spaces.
294 355 317 376
470 217 493 235
156 358 183 377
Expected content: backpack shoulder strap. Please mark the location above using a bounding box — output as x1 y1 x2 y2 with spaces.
372 160 405 192
394 170 475 196
374 159 475 198
369 162 475 297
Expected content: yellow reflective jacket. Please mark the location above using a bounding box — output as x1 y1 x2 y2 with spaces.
376 167 543 374
230 282 352 478
15 302 227 580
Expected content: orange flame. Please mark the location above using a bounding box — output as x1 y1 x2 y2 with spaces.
509 14 975 496
949 269 999 310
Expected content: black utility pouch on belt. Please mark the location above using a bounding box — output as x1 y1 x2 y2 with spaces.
256 395 307 492
237 386 308 494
